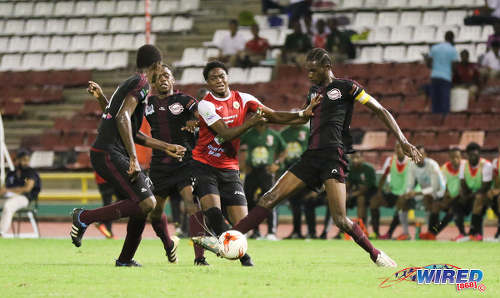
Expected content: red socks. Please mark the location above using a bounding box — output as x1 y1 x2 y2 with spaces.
189 211 206 259
80 199 143 225
118 216 147 262
347 223 380 262
233 206 271 234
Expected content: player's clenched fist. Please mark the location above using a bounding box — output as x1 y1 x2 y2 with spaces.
87 81 104 99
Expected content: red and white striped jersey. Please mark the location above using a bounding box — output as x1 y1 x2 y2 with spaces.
192 90 262 170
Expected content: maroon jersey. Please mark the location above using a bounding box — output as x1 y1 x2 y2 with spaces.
193 90 262 170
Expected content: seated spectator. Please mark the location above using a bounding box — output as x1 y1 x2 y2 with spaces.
313 19 328 49
424 31 458 114
487 21 500 50
0 150 41 237
480 40 500 80
288 0 312 28
236 24 270 67
216 19 247 66
453 49 480 99
281 20 312 66
326 18 355 62
465 0 500 25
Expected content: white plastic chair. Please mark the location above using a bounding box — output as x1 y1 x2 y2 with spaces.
54 2 74 16
95 1 116 16
406 45 430 62
175 48 205 67
4 20 25 35
413 26 436 42
29 36 50 53
43 53 65 70
400 12 422 26
109 17 130 33
369 27 391 43
155 1 179 14
386 0 408 8
458 26 482 42
435 25 459 43
0 3 13 17
355 46 383 63
422 11 445 26
377 12 399 27
64 53 86 70
13 2 33 17
8 36 29 53
179 68 205 85
152 16 172 32
407 0 430 7
179 0 200 12
228 68 249 84
106 52 129 69
74 1 95 16
66 19 87 34
354 12 378 28
86 18 108 33
0 37 9 53
0 54 22 71
22 54 44 71
444 10 467 26
134 33 156 48
390 26 414 43
46 19 66 34
85 52 107 70
341 0 363 9
25 20 46 35
130 17 146 33
71 36 92 52
383 46 407 62
260 29 280 46
92 35 114 51
429 0 453 7
172 17 193 32
33 2 54 17
113 34 135 50
248 67 272 84
50 36 71 52
116 1 137 15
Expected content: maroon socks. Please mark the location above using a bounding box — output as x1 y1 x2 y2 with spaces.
118 216 146 262
151 213 174 252
347 223 380 262
189 211 206 259
80 200 143 225
233 206 271 234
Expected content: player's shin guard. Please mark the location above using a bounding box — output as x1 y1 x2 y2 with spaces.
370 208 380 236
428 212 439 234
118 216 147 263
151 213 174 251
204 207 231 235
189 211 206 259
346 223 380 262
80 199 143 225
233 206 271 234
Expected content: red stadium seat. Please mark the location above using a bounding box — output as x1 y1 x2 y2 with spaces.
467 114 496 130
442 113 468 130
395 114 420 130
82 100 102 116
66 152 92 170
350 113 372 129
484 131 500 150
428 152 449 165
414 113 443 131
360 151 380 168
53 118 72 132
402 94 428 113
411 131 436 148
380 96 403 113
433 131 461 150
370 63 394 79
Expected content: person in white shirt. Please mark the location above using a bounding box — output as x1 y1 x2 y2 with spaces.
455 142 493 241
480 41 500 81
217 19 248 66
397 146 446 240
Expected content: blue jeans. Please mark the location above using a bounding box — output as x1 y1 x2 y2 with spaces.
430 78 451 114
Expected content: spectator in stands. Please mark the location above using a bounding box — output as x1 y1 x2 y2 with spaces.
217 19 247 66
241 123 287 240
424 31 458 114
325 18 355 62
0 150 40 237
262 0 285 14
236 24 270 68
95 172 115 239
313 19 328 49
465 1 500 25
487 141 500 239
371 143 411 240
454 142 493 241
282 20 312 66
453 50 480 100
480 40 500 80
288 0 312 29
487 21 500 50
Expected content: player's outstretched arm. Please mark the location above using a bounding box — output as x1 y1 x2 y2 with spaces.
87 81 109 111
260 94 322 125
209 111 267 142
135 131 186 161
363 94 423 163
116 94 141 181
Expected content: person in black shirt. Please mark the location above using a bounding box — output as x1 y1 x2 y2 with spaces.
89 65 210 265
70 45 186 267
0 150 40 236
196 48 422 267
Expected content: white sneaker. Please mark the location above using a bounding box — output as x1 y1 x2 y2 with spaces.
266 234 279 241
375 250 397 267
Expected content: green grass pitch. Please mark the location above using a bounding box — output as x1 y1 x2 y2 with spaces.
1 239 499 297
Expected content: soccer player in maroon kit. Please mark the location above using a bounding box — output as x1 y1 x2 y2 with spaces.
195 48 422 267
192 61 319 266
70 45 185 266
88 65 211 265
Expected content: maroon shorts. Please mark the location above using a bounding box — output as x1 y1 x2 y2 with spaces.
289 147 349 192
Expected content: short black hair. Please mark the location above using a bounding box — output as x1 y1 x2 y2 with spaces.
203 60 228 80
466 142 481 152
445 31 454 42
229 19 238 26
136 44 162 69
16 148 30 159
306 48 332 67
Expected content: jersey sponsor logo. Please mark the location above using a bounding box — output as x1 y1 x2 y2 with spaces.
266 135 274 146
168 102 184 115
102 113 113 119
145 104 154 116
331 168 338 174
233 101 240 109
234 190 245 197
207 144 224 157
327 88 342 101
298 131 306 141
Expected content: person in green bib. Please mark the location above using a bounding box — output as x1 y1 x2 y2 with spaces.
370 143 412 239
487 142 500 239
281 124 311 239
456 142 493 241
241 122 287 240
420 147 465 240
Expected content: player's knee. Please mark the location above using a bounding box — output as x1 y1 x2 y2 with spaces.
332 214 348 231
140 196 156 214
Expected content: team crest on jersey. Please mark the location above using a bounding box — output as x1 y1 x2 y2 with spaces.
233 101 240 109
299 131 306 141
168 102 184 115
266 135 274 146
327 88 342 101
145 104 154 116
